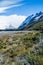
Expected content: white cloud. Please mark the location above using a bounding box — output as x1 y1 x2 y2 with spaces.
0 0 23 7
0 0 23 13
0 0 26 29
0 4 22 13
0 0 22 6
0 14 26 29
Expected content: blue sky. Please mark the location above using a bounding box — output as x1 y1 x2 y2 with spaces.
0 0 43 29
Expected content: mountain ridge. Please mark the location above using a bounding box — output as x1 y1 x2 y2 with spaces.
18 11 43 30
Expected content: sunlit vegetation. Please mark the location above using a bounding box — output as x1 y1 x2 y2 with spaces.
0 31 43 65
26 21 43 30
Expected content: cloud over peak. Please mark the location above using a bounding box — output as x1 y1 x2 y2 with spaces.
0 0 26 29
0 14 26 29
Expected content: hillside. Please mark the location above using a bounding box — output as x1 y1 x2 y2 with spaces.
18 11 43 31
23 21 43 30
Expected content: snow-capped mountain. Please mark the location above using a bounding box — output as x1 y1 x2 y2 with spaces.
18 11 43 30
18 14 34 29
6 24 15 30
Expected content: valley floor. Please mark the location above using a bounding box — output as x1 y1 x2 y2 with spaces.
0 31 43 65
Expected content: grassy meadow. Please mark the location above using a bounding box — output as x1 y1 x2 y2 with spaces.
0 31 43 65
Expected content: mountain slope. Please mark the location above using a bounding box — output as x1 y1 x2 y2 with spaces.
24 20 43 30
18 14 34 29
18 11 43 30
